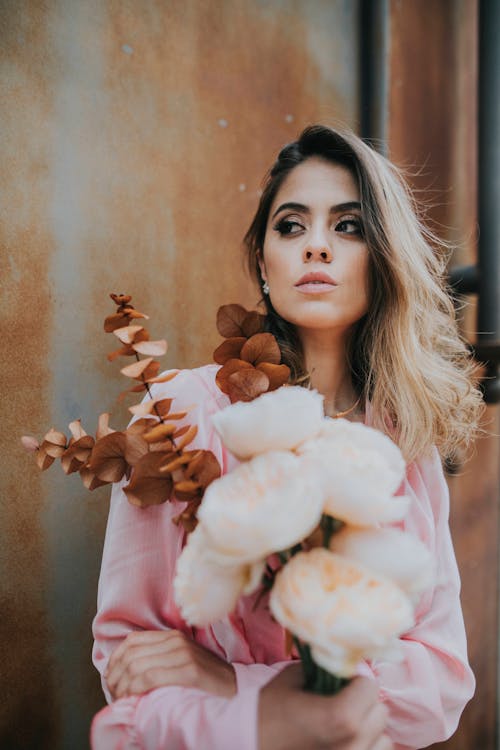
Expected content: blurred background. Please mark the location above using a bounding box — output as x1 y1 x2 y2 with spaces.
1 1 499 748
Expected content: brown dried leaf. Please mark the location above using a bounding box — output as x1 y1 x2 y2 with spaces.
123 308 149 321
240 333 281 366
61 435 95 474
216 304 249 338
215 358 254 394
107 345 136 362
96 413 115 440
110 293 132 305
128 400 159 417
21 436 40 453
154 398 173 418
120 357 154 380
113 325 146 344
172 425 189 439
88 432 128 483
104 312 132 333
68 419 87 441
213 337 247 365
143 423 178 443
185 450 221 487
146 371 179 385
173 502 200 532
123 452 174 507
36 449 55 471
159 452 194 474
79 466 110 491
166 411 189 421
123 432 150 465
241 311 266 338
142 360 161 381
227 368 269 403
175 424 198 451
132 339 167 357
148 440 174 453
43 428 67 447
256 362 290 390
126 417 157 435
174 479 201 494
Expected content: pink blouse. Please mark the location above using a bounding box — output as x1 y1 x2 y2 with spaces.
91 364 475 750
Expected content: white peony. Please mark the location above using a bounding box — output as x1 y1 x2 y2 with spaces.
329 526 434 600
197 451 324 565
174 525 264 626
297 418 409 525
211 385 325 460
270 548 414 677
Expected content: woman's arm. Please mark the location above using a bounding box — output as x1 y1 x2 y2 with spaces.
366 445 475 750
91 669 392 750
92 367 233 702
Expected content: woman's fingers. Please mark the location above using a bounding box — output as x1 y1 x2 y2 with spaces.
105 629 236 700
107 630 172 671
113 650 195 698
106 630 187 696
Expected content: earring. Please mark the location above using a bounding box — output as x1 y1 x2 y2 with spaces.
262 281 270 295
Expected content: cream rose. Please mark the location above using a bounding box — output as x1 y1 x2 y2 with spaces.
270 548 414 677
211 385 324 460
297 418 409 525
174 525 264 626
330 526 434 600
197 451 324 564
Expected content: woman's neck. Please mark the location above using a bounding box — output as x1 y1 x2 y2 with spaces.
298 328 360 418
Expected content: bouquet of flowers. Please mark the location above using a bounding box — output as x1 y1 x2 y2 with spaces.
22 294 433 695
174 386 434 693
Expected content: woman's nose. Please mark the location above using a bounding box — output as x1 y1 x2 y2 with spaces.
302 243 333 263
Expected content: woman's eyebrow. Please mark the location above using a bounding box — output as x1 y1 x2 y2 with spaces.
271 201 361 220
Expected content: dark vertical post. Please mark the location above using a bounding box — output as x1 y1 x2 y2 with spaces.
478 0 500 402
359 0 389 154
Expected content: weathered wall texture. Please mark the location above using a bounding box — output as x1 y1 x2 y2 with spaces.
1 1 360 747
2 1 498 749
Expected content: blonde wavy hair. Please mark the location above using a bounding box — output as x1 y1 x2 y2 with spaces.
244 125 484 464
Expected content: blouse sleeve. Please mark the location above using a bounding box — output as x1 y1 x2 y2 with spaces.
92 368 226 699
91 367 287 749
367 445 475 750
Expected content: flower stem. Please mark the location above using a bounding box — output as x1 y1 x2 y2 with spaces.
294 637 349 695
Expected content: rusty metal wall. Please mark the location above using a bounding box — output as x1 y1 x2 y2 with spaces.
0 1 360 747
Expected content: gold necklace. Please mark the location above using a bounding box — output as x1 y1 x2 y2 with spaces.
329 395 362 419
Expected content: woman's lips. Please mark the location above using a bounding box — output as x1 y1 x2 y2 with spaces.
294 272 338 294
295 281 337 294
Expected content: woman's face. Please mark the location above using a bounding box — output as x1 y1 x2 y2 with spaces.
259 157 370 337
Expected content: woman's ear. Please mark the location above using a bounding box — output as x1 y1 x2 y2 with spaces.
256 249 267 282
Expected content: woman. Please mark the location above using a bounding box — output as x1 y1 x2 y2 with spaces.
91 125 482 750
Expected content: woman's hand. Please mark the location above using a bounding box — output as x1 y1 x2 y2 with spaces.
105 629 237 700
259 665 392 750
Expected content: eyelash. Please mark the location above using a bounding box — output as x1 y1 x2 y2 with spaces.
272 216 363 237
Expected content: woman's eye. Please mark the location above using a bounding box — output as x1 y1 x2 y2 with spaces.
335 217 363 236
273 219 304 236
